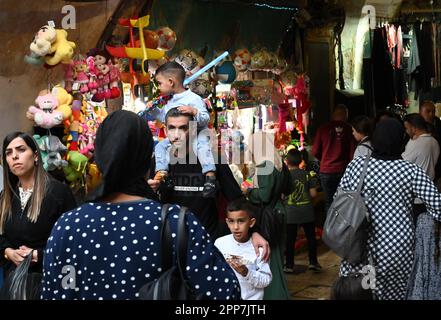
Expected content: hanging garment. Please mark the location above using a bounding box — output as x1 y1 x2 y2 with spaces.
372 27 395 110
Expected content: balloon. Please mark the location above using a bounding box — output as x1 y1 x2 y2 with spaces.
143 30 159 49
250 50 269 70
175 49 205 76
183 51 229 86
266 52 278 69
215 60 237 84
234 48 251 71
156 27 177 51
190 79 212 98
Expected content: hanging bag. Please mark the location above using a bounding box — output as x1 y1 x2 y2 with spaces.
138 204 202 300
0 250 42 300
322 154 371 265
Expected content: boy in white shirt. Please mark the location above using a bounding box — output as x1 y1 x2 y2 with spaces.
215 198 272 300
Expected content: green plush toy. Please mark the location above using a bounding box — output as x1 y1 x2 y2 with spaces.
63 151 88 186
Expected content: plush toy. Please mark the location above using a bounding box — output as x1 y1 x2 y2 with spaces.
29 25 57 57
92 63 111 102
33 135 68 171
86 56 99 94
108 60 121 99
65 97 83 151
79 119 96 159
63 151 88 187
45 29 76 66
24 53 45 66
86 163 101 192
52 85 73 120
73 58 89 93
27 90 63 129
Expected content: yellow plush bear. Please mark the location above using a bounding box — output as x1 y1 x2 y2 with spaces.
45 29 76 65
52 85 73 120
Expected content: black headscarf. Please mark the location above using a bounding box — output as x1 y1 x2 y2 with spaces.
88 110 158 201
371 118 405 161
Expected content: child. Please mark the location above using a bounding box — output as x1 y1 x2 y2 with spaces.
149 61 218 197
284 149 321 273
215 198 272 300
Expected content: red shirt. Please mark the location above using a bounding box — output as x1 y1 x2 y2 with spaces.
312 121 356 174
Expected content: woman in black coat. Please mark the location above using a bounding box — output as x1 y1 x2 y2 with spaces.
0 132 76 279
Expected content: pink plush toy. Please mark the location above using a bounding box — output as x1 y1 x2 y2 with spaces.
92 63 111 102
73 58 89 93
108 60 121 99
86 56 98 93
27 91 63 129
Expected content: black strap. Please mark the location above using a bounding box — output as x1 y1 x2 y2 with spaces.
159 204 190 282
356 154 371 193
176 206 189 281
160 204 172 270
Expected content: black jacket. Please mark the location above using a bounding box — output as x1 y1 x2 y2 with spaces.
0 179 76 277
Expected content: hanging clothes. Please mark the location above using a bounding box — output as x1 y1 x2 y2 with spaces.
409 21 435 99
371 26 395 110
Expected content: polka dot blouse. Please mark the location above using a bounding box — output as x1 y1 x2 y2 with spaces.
41 200 241 300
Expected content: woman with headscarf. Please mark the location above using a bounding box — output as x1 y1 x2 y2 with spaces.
41 110 241 300
337 118 441 300
242 131 292 300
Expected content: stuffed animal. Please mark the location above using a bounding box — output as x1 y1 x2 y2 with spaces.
29 25 57 57
63 151 88 186
45 29 76 66
27 90 63 129
52 85 73 120
33 135 68 171
86 163 101 192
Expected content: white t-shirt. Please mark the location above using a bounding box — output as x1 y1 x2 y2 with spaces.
214 234 272 300
402 133 440 180
402 133 440 204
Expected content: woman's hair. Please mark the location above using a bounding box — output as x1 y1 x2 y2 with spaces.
351 116 373 138
403 113 428 132
371 118 406 161
88 110 158 202
0 132 49 232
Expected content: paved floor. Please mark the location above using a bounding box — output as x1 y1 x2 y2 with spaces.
285 242 340 300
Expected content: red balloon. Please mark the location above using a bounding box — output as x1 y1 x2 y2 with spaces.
143 30 159 49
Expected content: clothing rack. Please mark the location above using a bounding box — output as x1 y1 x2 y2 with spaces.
400 8 441 14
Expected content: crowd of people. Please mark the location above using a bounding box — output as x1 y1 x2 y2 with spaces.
1 61 441 300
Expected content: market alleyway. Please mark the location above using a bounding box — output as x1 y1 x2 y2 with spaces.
286 240 340 300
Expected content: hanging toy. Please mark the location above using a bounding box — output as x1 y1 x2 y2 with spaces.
26 90 64 129
73 57 89 93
